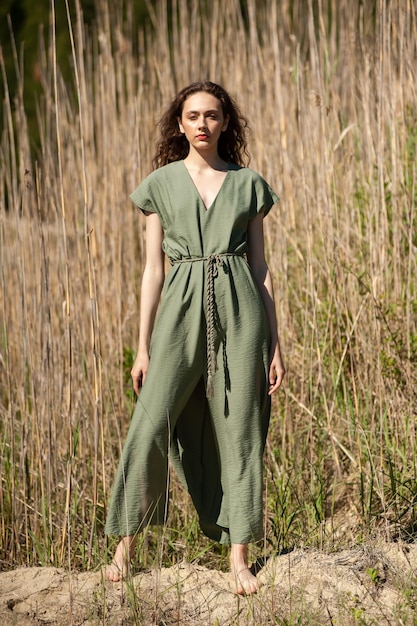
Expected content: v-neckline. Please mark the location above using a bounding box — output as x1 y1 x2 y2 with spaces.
182 160 230 212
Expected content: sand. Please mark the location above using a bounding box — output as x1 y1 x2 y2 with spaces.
1 541 417 625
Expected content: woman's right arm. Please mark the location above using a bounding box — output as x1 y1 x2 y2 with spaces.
131 212 165 394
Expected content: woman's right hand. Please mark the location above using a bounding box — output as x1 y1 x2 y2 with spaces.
131 351 150 395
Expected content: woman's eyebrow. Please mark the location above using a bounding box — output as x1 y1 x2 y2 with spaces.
185 109 220 115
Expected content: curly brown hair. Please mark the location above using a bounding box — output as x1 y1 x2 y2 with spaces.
152 82 250 169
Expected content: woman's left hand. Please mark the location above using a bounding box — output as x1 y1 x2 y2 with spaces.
268 345 286 395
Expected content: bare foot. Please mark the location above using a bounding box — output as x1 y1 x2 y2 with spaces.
103 536 136 582
104 561 127 582
233 566 259 595
230 543 259 595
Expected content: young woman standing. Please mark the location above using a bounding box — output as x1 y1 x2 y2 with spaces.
104 81 285 595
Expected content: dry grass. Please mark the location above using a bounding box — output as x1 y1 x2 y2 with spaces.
0 0 416 581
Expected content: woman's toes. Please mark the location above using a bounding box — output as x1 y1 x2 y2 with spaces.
103 562 126 582
233 567 259 595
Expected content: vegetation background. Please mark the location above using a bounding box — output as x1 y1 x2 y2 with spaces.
0 0 416 595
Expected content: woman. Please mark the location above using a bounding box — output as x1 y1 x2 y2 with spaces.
104 81 285 595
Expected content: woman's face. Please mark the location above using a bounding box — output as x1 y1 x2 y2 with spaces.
178 92 229 153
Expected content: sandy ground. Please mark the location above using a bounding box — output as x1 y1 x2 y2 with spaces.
1 541 417 625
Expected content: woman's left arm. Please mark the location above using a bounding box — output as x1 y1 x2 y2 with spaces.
247 213 286 395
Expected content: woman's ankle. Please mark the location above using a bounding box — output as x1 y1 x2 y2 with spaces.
230 543 249 568
117 536 137 559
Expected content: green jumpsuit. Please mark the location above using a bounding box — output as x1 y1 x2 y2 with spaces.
105 161 278 545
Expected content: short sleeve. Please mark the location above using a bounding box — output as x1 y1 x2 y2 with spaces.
130 174 158 215
254 174 279 218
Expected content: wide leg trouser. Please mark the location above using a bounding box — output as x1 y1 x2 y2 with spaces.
172 328 271 544
105 291 270 544
104 325 206 537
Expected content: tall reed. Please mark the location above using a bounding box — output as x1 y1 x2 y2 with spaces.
0 0 416 570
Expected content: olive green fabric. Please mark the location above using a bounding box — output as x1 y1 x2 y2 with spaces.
105 161 278 544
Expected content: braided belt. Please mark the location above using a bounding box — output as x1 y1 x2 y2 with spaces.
171 253 243 397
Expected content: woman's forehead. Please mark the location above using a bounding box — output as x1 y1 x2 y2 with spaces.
182 92 222 112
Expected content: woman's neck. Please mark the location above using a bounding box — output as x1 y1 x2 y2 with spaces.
184 147 228 172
